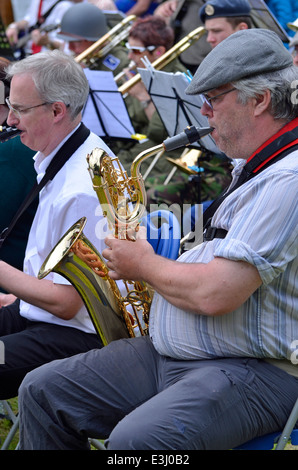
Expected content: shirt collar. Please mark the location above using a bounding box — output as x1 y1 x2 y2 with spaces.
34 123 81 178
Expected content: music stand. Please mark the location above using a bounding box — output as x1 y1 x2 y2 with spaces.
247 0 290 43
138 66 224 203
82 69 135 144
139 67 221 155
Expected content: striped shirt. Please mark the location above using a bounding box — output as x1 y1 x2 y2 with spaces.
150 150 298 362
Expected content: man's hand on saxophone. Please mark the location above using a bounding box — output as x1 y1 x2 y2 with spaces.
103 226 154 281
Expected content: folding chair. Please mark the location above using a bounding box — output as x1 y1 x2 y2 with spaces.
0 400 19 450
234 398 298 450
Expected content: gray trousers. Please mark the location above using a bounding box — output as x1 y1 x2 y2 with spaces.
18 336 298 450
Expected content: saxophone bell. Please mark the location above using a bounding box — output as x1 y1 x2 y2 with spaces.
0 126 22 142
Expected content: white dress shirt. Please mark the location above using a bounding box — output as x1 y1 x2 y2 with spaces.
23 0 75 52
20 126 114 334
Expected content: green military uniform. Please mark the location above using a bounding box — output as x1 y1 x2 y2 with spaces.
89 44 130 77
90 12 132 76
146 156 232 207
169 0 212 74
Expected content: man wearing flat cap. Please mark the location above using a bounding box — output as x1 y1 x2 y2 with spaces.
18 29 298 450
200 0 252 48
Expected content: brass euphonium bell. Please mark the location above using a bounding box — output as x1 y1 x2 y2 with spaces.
38 216 133 345
38 144 164 345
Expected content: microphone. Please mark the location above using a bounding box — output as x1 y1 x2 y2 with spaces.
0 126 22 143
163 125 214 152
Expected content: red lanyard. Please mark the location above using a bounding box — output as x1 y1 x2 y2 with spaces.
32 0 43 54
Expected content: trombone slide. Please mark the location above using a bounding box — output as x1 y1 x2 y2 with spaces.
75 15 136 66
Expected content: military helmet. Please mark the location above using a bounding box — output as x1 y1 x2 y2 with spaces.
58 3 108 42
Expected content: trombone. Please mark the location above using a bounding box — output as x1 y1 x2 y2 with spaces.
114 60 137 83
75 14 136 68
118 26 206 95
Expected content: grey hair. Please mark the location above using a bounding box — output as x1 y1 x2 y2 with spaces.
5 50 89 120
232 66 298 121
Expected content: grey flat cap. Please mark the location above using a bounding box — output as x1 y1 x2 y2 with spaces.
185 29 293 95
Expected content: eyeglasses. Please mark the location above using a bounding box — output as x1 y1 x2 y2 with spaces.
5 98 50 118
200 88 237 110
125 42 156 54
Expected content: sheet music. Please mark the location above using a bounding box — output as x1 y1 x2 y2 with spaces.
138 68 221 155
82 69 135 140
247 0 290 43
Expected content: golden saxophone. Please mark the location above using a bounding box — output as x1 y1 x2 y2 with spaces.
38 143 164 345
38 127 214 345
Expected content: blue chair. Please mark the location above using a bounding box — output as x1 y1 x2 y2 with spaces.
142 209 181 260
234 398 298 450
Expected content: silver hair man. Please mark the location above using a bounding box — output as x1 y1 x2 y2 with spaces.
5 50 89 120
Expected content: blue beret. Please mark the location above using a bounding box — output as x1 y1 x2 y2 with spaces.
199 0 251 23
185 29 293 95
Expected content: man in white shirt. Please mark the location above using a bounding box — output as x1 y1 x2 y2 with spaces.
6 0 82 54
0 49 114 399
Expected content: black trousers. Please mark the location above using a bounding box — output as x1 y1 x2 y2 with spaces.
0 300 101 399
